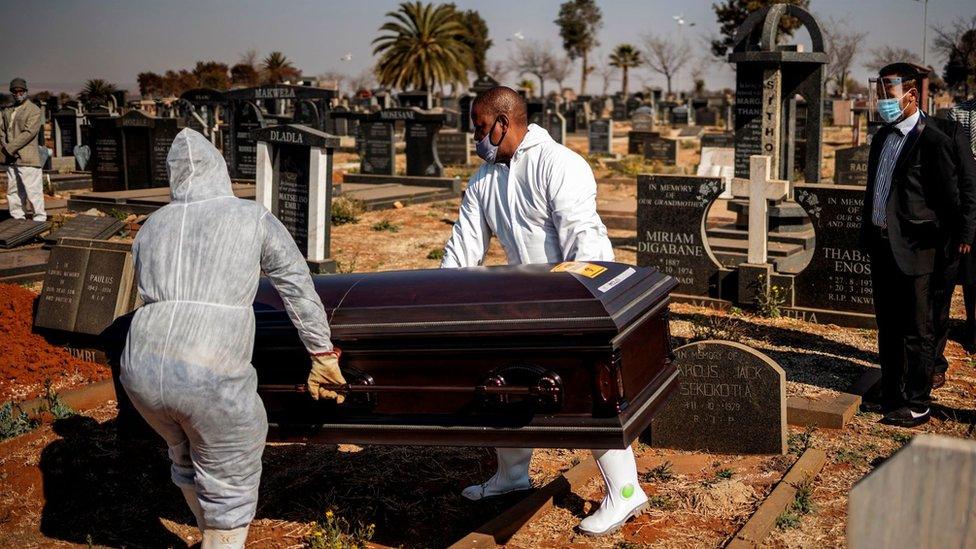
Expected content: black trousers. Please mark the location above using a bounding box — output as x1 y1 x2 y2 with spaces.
933 251 961 375
870 233 935 410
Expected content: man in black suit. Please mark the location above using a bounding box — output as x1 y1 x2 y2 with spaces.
860 63 975 427
931 112 976 387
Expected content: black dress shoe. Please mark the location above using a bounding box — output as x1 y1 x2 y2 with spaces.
880 406 930 427
932 373 946 389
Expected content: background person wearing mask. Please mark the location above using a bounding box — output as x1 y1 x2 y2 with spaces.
120 129 345 548
440 86 648 536
1 78 45 221
860 63 969 427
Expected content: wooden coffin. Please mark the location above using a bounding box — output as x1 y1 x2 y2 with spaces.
253 261 678 449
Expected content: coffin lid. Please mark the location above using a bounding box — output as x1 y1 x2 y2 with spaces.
254 262 676 339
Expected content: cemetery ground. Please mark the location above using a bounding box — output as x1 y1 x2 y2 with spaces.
0 192 973 547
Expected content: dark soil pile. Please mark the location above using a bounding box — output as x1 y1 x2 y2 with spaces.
0 284 109 401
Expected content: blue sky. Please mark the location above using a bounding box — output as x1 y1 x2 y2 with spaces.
3 0 972 95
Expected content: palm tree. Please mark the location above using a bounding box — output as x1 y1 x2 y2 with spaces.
262 51 300 84
609 44 642 97
78 79 118 103
372 1 473 91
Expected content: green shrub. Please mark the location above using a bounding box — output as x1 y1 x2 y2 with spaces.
331 197 362 226
0 402 38 440
427 249 445 261
371 219 400 233
304 510 374 549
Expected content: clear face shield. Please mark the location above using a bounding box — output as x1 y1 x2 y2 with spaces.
868 76 915 124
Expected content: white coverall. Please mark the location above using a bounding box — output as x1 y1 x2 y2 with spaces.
121 129 333 537
441 123 648 534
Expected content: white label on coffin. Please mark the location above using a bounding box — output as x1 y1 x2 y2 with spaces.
598 267 636 293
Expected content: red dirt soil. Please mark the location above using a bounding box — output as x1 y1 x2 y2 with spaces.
0 284 109 401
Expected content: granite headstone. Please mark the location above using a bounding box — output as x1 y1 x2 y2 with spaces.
650 340 787 455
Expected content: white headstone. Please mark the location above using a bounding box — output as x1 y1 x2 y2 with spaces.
697 147 735 199
848 434 976 549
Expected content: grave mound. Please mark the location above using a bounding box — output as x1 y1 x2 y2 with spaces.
0 284 109 401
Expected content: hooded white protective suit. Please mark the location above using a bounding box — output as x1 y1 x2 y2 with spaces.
441 124 647 535
120 129 333 533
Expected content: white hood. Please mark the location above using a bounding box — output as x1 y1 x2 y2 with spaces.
167 128 233 203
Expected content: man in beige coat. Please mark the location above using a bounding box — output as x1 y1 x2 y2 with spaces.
2 78 45 221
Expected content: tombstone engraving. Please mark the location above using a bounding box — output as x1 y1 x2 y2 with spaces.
730 4 826 182
833 145 869 185
437 132 471 165
230 101 265 179
90 116 123 192
637 175 723 296
34 239 136 335
701 132 736 149
120 111 182 190
650 340 787 455
253 124 339 273
848 434 976 549
793 184 873 314
588 119 613 155
360 121 395 175
643 135 678 165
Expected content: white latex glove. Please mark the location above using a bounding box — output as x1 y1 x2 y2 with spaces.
307 351 346 404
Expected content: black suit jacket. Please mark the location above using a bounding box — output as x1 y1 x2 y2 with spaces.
860 115 969 276
928 116 976 283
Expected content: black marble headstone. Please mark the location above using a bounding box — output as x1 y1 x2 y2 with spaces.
232 101 265 179
588 119 612 155
650 340 787 455
272 144 311 256
360 122 395 175
437 131 471 165
793 184 873 315
833 145 869 186
44 215 125 245
643 135 678 165
637 175 722 296
91 117 122 192
404 121 443 176
733 66 764 178
627 131 657 155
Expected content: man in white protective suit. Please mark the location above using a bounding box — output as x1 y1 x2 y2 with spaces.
120 129 346 548
440 86 649 536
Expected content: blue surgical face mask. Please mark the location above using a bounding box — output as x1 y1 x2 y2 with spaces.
877 93 907 124
11 92 26 104
475 119 504 164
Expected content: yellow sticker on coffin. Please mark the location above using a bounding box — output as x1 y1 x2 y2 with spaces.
550 261 608 278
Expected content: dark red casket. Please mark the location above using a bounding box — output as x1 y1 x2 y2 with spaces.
253 261 678 449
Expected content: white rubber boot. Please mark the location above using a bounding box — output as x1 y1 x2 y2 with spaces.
578 448 648 536
201 525 250 549
461 447 533 500
179 485 204 529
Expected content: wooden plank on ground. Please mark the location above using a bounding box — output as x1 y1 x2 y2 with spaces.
449 457 600 548
726 448 828 548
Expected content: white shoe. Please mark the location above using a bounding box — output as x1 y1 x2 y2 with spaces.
201 525 250 549
578 491 649 536
462 448 533 501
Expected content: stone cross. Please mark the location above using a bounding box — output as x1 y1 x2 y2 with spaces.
731 155 789 264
